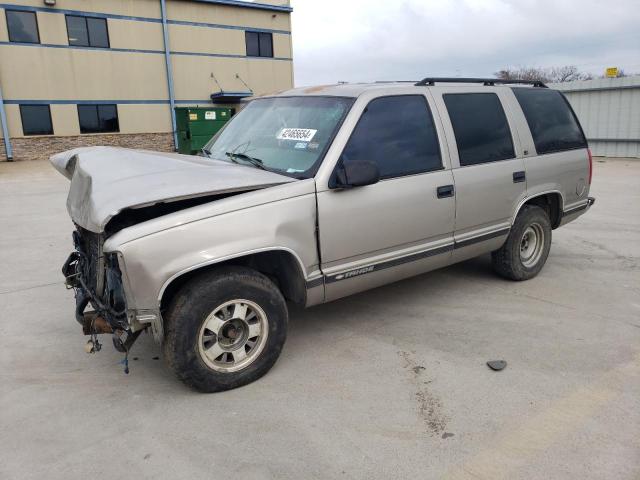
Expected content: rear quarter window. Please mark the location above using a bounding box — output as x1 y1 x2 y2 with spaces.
512 88 587 155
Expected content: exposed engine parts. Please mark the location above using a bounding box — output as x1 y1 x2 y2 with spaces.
63 227 144 372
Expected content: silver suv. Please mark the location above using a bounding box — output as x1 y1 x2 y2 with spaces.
53 78 595 392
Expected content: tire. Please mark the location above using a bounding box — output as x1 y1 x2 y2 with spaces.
491 205 552 281
163 266 288 393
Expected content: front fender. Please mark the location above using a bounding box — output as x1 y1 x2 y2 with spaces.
106 182 319 312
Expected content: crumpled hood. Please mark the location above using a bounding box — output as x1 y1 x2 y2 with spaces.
50 146 295 233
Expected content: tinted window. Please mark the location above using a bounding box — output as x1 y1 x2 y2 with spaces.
341 95 442 179
444 93 515 166
512 88 587 154
78 105 119 133
258 32 273 57
87 17 109 48
6 10 39 43
66 15 109 48
245 32 260 56
20 105 53 135
245 31 273 57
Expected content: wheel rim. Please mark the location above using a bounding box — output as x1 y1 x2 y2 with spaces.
197 299 268 373
519 223 545 268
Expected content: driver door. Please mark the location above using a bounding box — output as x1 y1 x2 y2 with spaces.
316 94 456 301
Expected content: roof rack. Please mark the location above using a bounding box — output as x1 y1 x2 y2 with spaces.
415 77 547 88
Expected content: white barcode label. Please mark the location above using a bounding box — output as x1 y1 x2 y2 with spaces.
277 128 317 142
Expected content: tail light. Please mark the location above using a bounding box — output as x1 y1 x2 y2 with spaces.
587 148 593 185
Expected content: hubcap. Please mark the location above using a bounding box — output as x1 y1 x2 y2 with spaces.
520 223 544 268
198 299 268 373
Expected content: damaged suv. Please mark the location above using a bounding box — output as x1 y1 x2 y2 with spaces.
54 79 595 392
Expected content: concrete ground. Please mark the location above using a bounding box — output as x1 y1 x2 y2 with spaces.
0 157 638 480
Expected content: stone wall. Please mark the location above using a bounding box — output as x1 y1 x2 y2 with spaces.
0 133 175 162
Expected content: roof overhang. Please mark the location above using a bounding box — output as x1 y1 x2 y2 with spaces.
210 91 253 103
187 0 292 13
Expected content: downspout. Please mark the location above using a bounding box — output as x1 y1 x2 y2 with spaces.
0 78 13 160
160 0 178 151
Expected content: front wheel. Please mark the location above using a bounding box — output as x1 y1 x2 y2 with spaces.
163 266 288 392
491 205 552 281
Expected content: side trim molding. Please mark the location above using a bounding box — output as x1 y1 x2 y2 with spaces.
324 244 454 284
317 227 512 286
453 227 510 249
305 277 324 289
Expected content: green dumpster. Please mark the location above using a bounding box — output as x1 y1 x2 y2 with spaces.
175 107 235 155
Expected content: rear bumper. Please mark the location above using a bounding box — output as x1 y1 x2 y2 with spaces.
559 196 595 227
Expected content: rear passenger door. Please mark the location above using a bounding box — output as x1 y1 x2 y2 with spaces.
433 89 527 259
316 94 455 301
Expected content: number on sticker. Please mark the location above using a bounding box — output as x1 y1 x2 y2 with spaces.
277 128 317 142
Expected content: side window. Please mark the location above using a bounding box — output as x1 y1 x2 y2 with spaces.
512 88 587 154
444 93 515 166
66 15 109 48
20 105 53 135
78 104 119 133
245 31 273 57
6 10 40 44
340 95 442 179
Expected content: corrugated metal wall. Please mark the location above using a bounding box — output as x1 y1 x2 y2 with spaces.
549 76 640 158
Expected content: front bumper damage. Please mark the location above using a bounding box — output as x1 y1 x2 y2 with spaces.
62 230 142 357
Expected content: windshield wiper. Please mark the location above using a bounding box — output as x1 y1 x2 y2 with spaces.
225 151 267 170
200 147 212 158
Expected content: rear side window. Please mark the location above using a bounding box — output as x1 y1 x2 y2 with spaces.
512 88 587 154
444 93 515 166
341 95 442 179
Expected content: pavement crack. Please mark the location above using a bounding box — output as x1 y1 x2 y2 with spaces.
0 281 62 295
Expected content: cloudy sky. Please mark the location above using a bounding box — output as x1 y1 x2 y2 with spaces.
290 0 640 86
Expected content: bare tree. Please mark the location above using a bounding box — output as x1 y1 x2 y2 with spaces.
495 66 592 83
548 66 593 82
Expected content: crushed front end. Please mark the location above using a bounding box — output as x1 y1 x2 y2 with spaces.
62 228 141 359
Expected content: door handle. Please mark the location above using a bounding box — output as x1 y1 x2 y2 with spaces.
513 171 526 183
437 184 454 198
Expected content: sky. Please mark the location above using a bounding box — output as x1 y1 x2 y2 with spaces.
289 0 640 86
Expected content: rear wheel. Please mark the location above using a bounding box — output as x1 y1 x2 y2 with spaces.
163 266 288 392
491 205 552 281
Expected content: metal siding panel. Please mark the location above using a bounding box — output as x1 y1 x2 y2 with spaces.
553 77 640 158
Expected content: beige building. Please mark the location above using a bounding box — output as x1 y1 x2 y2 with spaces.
0 0 293 161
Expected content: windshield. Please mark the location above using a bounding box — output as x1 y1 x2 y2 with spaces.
203 96 354 178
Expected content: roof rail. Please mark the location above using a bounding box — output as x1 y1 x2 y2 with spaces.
415 77 547 88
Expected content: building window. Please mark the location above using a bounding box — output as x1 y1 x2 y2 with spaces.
443 93 515 166
78 105 119 133
6 10 40 44
66 15 110 48
245 31 273 57
20 105 53 136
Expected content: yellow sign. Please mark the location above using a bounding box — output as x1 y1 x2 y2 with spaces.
189 113 198 121
605 67 618 78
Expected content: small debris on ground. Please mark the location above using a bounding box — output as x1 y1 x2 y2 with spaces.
441 432 455 439
412 365 426 374
152 356 159 360
487 360 507 371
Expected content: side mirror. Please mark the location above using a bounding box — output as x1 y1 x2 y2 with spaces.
333 161 380 188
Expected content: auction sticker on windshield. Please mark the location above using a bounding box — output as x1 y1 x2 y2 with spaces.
277 128 317 142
